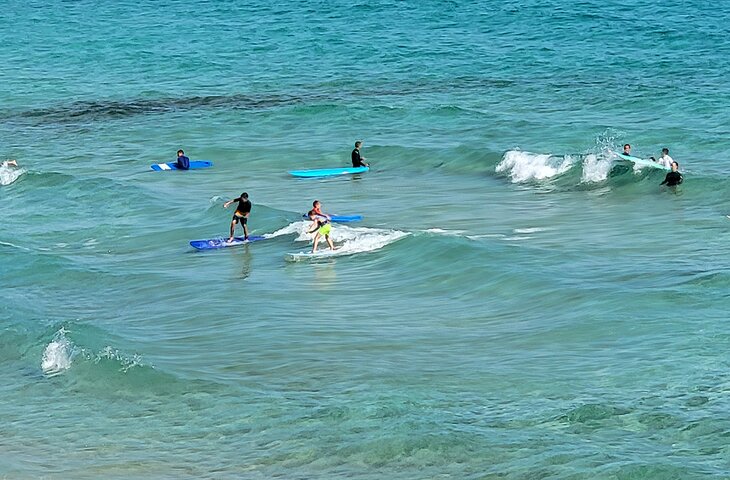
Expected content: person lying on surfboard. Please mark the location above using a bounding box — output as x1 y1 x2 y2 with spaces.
351 141 369 168
307 200 335 252
176 149 190 170
223 192 251 242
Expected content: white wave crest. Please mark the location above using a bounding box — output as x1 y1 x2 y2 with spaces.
265 220 311 240
41 328 75 376
496 150 574 182
285 223 409 260
581 153 612 183
0 165 25 186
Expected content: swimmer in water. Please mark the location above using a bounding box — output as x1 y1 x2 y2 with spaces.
660 161 683 187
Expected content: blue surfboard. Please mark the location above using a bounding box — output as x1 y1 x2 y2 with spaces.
301 214 363 223
151 160 214 171
616 153 669 171
190 235 265 250
289 166 369 178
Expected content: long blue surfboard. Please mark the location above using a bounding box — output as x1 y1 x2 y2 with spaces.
301 214 363 223
616 153 669 171
190 235 265 250
151 160 214 171
289 166 368 178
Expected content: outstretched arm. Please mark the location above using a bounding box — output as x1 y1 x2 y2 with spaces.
223 197 240 208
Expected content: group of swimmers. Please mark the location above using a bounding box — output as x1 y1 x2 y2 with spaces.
621 144 683 187
212 142 370 252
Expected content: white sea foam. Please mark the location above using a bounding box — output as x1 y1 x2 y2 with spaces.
496 150 574 182
513 227 548 234
284 222 409 260
41 328 74 376
424 228 467 236
581 153 612 183
0 165 25 186
265 220 311 240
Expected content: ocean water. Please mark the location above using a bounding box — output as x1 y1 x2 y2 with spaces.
2 0 730 478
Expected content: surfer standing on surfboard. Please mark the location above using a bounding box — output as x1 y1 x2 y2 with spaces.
223 192 251 242
307 200 335 253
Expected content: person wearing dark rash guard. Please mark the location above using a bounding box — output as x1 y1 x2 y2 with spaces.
351 141 369 168
307 200 335 252
622 144 632 156
176 149 190 170
223 192 251 242
660 162 683 187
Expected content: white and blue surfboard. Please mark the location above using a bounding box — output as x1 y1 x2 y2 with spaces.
190 235 265 250
151 160 214 171
616 153 670 171
289 166 368 178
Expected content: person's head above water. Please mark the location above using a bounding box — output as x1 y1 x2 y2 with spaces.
662 147 670 155
671 161 679 172
312 200 321 209
177 149 185 157
240 192 248 199
354 141 362 149
623 144 631 154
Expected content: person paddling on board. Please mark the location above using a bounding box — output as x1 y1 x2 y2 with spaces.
223 192 251 242
307 200 335 252
660 161 683 187
351 141 369 168
176 149 190 170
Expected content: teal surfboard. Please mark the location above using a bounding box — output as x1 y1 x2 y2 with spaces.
289 166 369 178
616 153 670 171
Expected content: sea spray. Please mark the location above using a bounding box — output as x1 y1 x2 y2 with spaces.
41 328 75 376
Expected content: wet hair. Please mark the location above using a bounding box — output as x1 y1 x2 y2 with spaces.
623 144 630 149
671 161 679 167
177 149 184 155
312 200 320 207
241 192 248 199
662 148 669 154
355 141 362 148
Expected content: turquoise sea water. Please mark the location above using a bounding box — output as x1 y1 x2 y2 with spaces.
2 1 730 478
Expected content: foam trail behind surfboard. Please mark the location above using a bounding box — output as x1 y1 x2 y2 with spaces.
283 223 409 261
